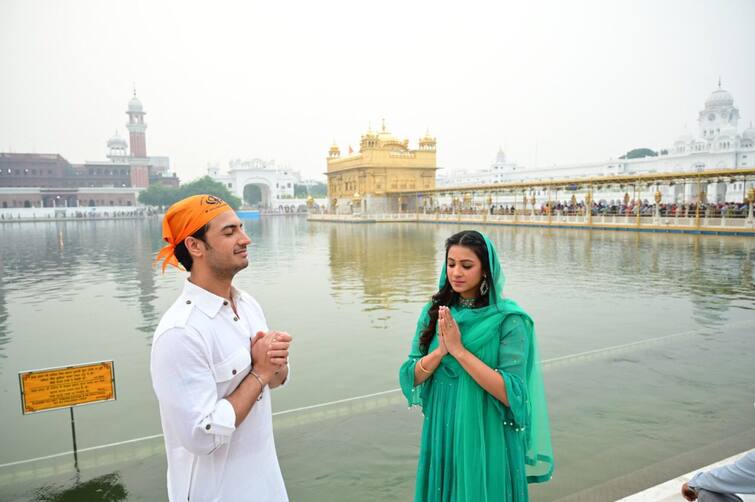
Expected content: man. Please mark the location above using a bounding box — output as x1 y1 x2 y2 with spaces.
151 194 292 501
682 450 755 502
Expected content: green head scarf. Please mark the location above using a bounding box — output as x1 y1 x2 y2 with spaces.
401 231 554 490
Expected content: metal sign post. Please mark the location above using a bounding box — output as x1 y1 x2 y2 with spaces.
19 360 117 470
70 407 79 469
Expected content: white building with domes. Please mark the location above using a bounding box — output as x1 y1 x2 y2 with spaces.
437 147 521 187
443 83 755 203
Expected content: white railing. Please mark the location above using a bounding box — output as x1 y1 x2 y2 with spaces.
0 206 149 221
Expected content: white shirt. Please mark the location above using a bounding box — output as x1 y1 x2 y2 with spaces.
150 279 288 502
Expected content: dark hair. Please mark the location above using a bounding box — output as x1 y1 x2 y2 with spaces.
174 224 209 271
419 230 495 353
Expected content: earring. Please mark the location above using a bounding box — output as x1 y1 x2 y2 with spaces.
480 278 489 296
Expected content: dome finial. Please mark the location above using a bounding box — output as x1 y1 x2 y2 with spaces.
381 118 386 132
718 76 722 89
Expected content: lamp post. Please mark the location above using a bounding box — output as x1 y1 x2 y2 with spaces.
695 177 702 228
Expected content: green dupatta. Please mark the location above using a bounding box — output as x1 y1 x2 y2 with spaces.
399 233 554 498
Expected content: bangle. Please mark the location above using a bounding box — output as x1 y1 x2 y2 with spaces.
249 370 265 401
417 357 432 374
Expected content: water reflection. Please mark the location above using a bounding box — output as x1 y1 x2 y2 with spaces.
0 259 7 362
326 224 438 310
0 220 166 366
31 472 128 502
0 218 754 501
483 227 754 326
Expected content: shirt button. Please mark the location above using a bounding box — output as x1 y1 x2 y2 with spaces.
223 301 228 306
232 369 237 375
233 316 238 322
186 300 191 305
205 424 211 430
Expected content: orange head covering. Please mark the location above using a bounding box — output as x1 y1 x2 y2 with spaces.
155 194 233 272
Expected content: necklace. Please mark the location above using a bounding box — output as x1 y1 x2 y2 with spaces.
457 296 477 308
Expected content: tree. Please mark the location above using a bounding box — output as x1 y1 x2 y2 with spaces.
178 176 241 209
619 148 658 160
294 184 308 198
138 183 178 207
294 182 327 198
138 176 241 209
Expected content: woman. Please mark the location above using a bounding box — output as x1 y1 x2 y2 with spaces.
399 230 553 502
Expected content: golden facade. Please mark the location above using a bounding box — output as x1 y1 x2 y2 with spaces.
326 121 437 214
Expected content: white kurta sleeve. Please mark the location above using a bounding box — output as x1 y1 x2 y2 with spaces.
151 327 237 455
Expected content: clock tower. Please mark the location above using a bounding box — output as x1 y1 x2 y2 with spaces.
698 79 740 140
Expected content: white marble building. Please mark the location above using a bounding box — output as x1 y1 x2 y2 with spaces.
208 158 300 207
440 84 755 204
437 148 521 187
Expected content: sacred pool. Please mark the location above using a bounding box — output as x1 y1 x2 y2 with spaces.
0 216 753 501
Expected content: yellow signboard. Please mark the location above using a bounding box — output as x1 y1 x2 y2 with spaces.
19 361 116 414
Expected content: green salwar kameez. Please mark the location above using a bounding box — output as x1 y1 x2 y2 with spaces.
399 234 553 502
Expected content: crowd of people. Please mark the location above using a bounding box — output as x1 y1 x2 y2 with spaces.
421 201 752 218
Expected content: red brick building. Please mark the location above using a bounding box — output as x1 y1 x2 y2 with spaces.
0 91 178 209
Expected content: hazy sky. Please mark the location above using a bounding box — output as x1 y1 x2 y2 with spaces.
1 0 754 182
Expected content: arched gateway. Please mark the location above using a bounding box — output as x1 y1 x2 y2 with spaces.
207 158 297 209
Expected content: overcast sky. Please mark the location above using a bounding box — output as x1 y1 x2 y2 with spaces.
1 0 754 182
